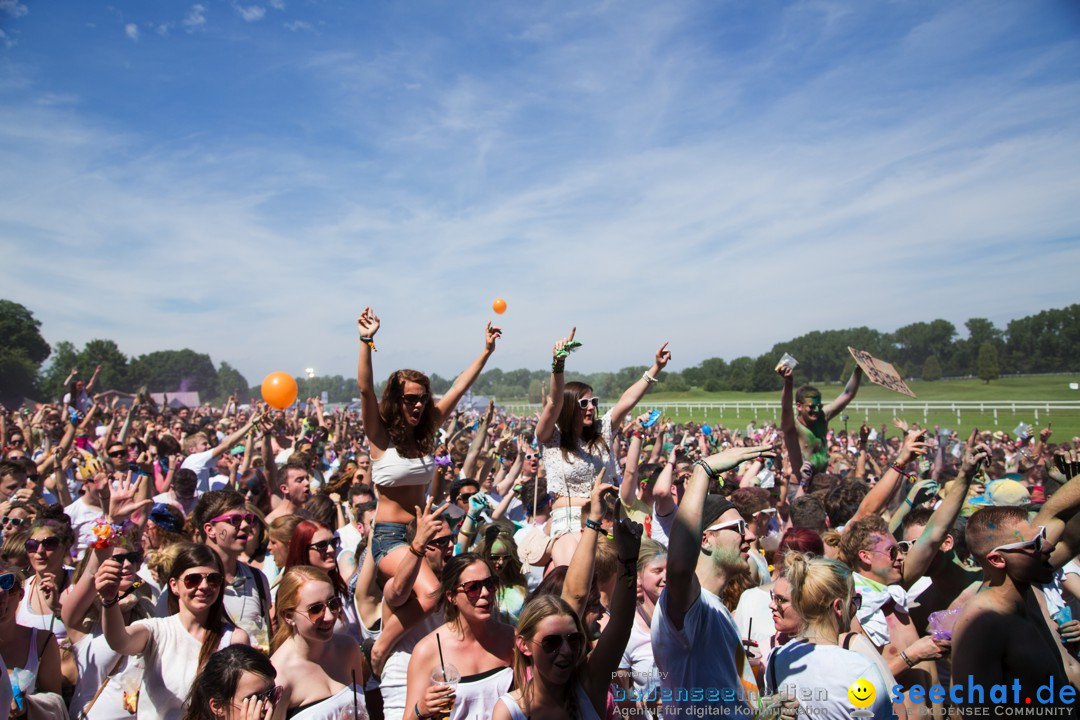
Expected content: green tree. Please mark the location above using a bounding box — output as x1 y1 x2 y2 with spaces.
977 342 999 384
0 300 51 408
890 319 956 371
921 355 943 381
662 373 688 392
78 339 130 392
215 362 250 401
40 340 80 401
128 350 218 397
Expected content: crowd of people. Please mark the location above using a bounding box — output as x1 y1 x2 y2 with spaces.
0 311 1078 720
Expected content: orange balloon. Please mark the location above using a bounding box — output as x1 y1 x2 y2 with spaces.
261 372 298 410
492 298 507 314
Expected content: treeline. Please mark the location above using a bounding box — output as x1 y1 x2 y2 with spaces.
2 300 1078 409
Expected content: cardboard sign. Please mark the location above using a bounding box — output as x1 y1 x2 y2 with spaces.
847 347 916 398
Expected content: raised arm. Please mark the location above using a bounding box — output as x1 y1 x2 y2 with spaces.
825 366 862 421
209 412 262 460
462 401 494 480
563 470 614 619
95 558 150 656
85 364 102 393
1037 450 1080 565
850 428 928 524
434 322 501 425
534 327 575 444
902 444 987 586
776 366 804 473
620 423 646 509
355 307 390 451
610 343 670 430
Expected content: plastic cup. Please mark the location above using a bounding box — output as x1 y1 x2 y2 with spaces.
430 665 460 719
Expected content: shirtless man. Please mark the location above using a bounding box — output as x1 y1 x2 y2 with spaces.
777 364 862 473
265 459 311 523
953 459 1080 715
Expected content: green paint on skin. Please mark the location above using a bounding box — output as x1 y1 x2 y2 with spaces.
491 541 509 556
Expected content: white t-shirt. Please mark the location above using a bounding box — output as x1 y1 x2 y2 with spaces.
65 496 105 560
651 504 673 547
733 586 776 661
380 614 441 720
69 632 141 720
619 616 658 696
651 585 752 716
131 615 234 720
180 449 218 493
153 563 269 647
765 641 892 720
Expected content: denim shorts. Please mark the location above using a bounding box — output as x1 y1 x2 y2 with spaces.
370 522 410 566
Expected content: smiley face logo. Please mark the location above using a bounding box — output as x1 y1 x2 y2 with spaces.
848 678 876 708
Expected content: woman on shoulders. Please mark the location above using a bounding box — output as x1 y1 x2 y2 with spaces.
270 565 367 720
405 553 514 720
96 542 249 720
535 328 669 536
355 307 500 672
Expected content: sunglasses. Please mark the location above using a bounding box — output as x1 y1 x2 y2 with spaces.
456 576 497 602
25 536 62 553
897 540 915 554
401 393 430 406
991 525 1047 556
704 519 747 536
9 438 23 445
0 572 17 591
533 631 585 655
1 516 26 528
108 450 127 458
243 482 264 496
307 537 341 554
868 545 901 563
181 572 223 590
114 551 143 565
298 595 343 622
427 535 455 549
576 397 600 409
458 493 476 504
769 591 790 609
242 685 283 707
524 452 540 460
210 512 257 528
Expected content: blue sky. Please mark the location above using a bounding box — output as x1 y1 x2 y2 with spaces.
2 0 1079 387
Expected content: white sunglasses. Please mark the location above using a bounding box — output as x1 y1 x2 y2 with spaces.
705 519 747 535
577 398 600 409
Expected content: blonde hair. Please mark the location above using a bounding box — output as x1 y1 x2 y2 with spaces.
594 536 619 584
636 537 667 575
271 565 335 654
183 432 209 454
784 553 855 636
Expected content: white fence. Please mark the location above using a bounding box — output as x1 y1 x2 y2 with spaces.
498 400 1080 425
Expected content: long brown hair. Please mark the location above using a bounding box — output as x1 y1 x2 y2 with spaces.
512 595 587 719
379 369 438 457
271 565 335 654
556 382 606 463
167 543 232 671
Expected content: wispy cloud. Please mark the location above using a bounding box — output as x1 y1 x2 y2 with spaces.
234 4 265 23
124 23 139 41
182 4 206 31
0 0 1078 381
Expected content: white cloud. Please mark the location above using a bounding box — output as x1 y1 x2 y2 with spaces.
124 23 139 41
268 0 285 9
234 4 265 22
0 0 28 18
283 20 312 32
182 4 206 31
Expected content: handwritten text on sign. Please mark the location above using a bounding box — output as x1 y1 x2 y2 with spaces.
847 347 917 398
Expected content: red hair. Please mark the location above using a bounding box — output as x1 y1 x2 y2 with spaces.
777 527 824 558
283 520 347 595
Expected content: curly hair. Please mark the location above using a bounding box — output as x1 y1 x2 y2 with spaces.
379 369 438 457
837 514 890 569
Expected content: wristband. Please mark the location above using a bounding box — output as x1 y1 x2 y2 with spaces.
899 650 916 668
552 359 565 374
642 371 658 385
100 594 120 609
408 544 425 558
693 459 718 480
359 335 377 352
584 518 604 533
415 703 431 720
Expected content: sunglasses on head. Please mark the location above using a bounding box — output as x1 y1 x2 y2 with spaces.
25 536 62 553
1 516 26 528
181 572 223 590
991 525 1047 556
401 393 430 406
298 595 343 622
576 397 600 409
307 537 341 554
0 572 18 591
114 550 143 565
210 512 257 528
456 576 497 602
243 685 283 707
533 631 584 655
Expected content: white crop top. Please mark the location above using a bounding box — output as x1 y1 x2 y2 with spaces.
371 446 435 488
540 410 621 498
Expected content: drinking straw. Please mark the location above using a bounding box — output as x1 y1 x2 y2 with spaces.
351 669 359 719
436 632 446 677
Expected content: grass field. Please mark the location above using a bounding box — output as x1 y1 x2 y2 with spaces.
644 374 1080 441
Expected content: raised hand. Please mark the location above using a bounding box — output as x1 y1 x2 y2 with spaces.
357 307 380 338
94 557 123 601
552 326 577 360
484 321 502 353
412 498 451 549
655 342 671 370
701 444 779 476
109 472 153 521
587 468 617 523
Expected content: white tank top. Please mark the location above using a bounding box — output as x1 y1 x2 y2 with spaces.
371 446 434 488
17 572 70 645
452 666 512 720
497 684 600 720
